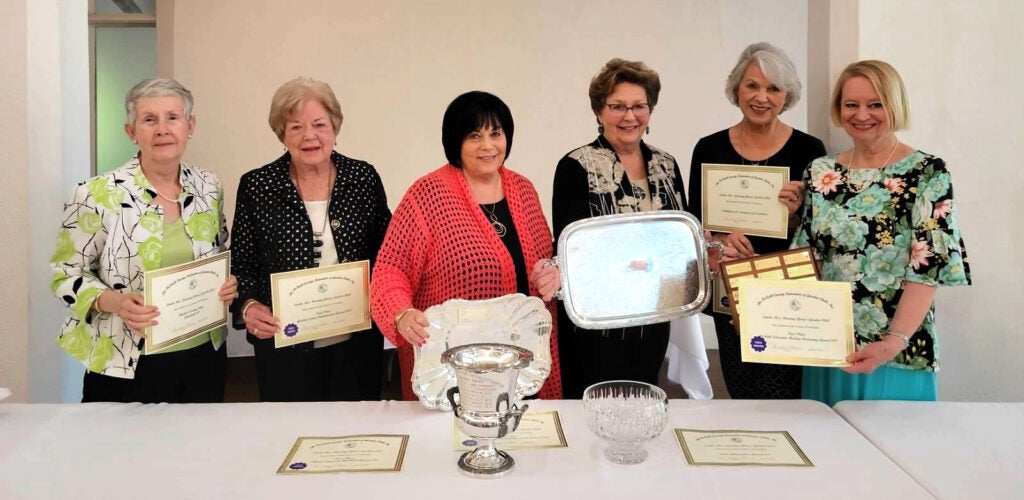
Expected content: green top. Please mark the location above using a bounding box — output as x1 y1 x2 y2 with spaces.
148 217 224 354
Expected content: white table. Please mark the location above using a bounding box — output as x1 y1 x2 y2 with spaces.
0 400 929 499
835 400 1024 499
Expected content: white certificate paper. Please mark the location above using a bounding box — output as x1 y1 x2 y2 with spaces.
675 429 813 466
702 164 789 238
737 279 854 367
454 411 568 450
277 434 409 474
270 260 371 348
143 251 229 354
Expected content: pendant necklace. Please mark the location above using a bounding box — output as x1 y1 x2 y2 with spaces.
480 201 507 238
293 166 336 262
734 128 770 166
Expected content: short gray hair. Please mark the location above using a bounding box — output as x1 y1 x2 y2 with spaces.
125 78 194 125
725 42 801 112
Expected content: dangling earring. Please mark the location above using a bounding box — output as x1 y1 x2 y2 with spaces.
646 127 651 135
598 125 605 135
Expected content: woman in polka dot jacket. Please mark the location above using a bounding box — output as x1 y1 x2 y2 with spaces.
231 78 392 402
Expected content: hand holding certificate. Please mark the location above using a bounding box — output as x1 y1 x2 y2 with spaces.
270 260 371 348
701 164 790 238
143 252 230 353
737 279 854 367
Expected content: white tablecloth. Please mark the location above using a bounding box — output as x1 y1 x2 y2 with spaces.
665 314 713 399
834 400 1024 499
0 400 928 499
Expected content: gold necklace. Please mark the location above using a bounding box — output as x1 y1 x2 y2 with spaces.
851 138 899 170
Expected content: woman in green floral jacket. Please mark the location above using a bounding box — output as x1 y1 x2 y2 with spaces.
50 78 237 403
793 61 971 405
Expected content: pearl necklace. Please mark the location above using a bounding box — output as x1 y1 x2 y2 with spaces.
151 186 181 203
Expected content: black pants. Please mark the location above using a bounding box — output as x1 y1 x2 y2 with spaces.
249 330 383 402
82 342 227 403
714 314 801 399
558 306 670 399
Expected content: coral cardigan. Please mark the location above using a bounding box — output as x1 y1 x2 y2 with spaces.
371 164 562 400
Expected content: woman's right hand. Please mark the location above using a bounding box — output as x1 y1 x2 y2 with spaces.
243 300 280 339
395 308 430 347
716 232 755 259
102 291 159 338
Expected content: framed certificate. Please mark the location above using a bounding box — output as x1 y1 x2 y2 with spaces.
143 251 229 354
675 429 813 466
701 163 789 238
719 247 820 318
277 434 409 474
737 279 855 367
270 260 371 348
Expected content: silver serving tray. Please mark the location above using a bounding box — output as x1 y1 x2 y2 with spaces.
412 294 552 411
554 211 712 329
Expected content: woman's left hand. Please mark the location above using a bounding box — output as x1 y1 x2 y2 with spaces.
778 181 805 216
842 335 905 374
218 275 238 304
530 259 561 301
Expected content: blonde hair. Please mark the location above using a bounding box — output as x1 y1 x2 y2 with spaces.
267 77 343 141
830 60 910 131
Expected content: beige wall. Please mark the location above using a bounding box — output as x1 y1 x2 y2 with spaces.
859 0 1024 401
0 0 30 402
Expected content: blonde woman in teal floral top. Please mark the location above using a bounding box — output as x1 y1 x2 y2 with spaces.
793 61 971 405
50 78 237 403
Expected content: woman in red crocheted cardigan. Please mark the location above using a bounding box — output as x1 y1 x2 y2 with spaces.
371 91 562 401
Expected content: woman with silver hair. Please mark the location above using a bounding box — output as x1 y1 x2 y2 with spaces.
687 42 826 399
50 78 237 403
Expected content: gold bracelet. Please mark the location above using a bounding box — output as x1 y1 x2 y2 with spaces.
394 308 415 330
91 293 104 314
882 330 911 349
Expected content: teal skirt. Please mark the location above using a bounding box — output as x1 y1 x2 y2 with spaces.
802 365 937 406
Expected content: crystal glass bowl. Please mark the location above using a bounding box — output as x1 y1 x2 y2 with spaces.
582 380 669 464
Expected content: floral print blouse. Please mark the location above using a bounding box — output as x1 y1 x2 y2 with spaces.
792 151 971 372
50 157 228 378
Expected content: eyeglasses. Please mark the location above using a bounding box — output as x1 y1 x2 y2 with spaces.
605 103 651 117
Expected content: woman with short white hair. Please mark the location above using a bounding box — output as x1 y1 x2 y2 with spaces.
51 78 237 403
687 42 826 399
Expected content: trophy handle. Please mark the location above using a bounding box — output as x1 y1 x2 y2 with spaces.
446 386 461 416
504 403 530 434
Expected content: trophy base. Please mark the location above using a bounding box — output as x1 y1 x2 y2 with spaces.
457 449 515 479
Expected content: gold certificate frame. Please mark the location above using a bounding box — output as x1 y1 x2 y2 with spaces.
270 260 371 348
701 163 790 239
737 278 855 367
277 434 409 474
143 251 230 354
675 429 813 466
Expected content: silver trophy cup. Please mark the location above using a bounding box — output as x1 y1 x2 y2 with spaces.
442 343 532 478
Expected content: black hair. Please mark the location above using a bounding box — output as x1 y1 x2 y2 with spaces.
441 91 514 168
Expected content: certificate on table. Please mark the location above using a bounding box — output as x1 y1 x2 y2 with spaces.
737 279 854 367
270 260 370 348
701 164 789 238
277 434 409 474
143 251 229 354
675 429 813 466
454 411 568 450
